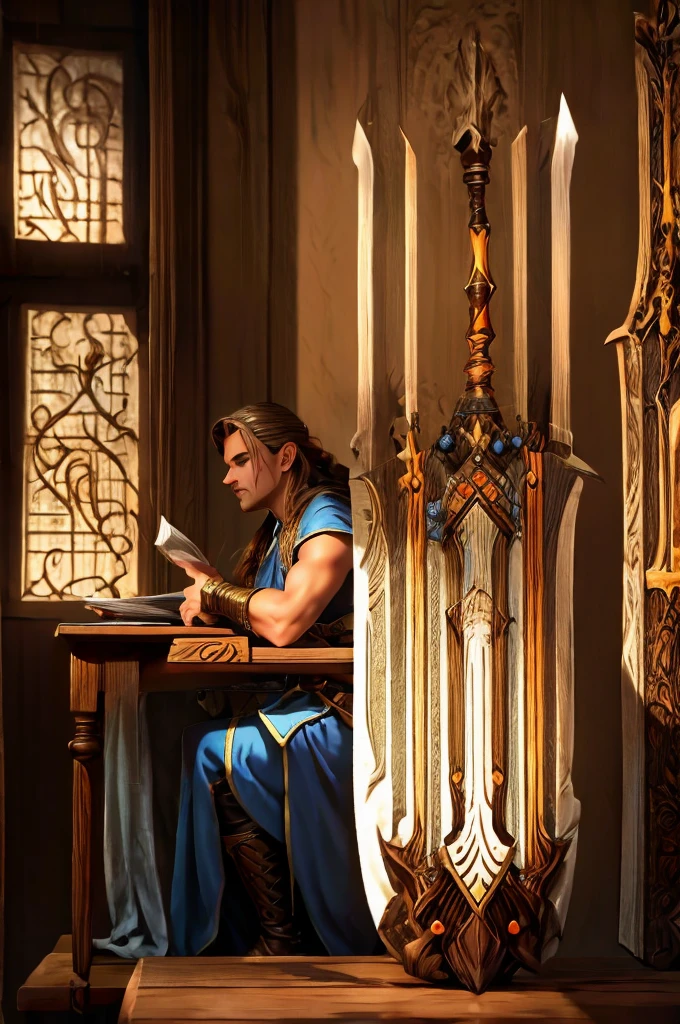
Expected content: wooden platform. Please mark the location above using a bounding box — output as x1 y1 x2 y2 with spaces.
18 936 135 1013
119 955 680 1023
18 943 680 1021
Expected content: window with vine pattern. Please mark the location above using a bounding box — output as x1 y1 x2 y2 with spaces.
22 308 139 600
14 44 124 243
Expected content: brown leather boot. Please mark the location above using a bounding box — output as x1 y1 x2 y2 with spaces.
212 775 304 956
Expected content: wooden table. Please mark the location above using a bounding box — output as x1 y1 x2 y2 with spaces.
118 955 680 1023
57 624 353 1010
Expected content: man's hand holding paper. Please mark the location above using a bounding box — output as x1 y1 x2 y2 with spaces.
175 558 221 626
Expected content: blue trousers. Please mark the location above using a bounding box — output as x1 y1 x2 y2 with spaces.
170 699 378 956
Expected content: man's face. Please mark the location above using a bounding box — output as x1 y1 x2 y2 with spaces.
222 429 288 513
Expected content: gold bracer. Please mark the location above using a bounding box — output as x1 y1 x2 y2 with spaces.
200 577 261 632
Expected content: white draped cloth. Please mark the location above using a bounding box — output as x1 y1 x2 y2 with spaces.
94 691 168 958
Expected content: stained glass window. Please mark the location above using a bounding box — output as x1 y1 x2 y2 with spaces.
14 44 124 243
22 309 139 600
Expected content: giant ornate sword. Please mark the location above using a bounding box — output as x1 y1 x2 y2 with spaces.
351 34 591 992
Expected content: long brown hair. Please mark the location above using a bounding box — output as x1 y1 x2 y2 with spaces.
212 402 350 585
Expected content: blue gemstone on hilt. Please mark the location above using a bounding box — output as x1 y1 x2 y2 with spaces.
438 433 454 452
427 499 445 522
511 436 523 448
491 438 505 455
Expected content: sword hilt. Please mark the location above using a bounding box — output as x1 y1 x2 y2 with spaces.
455 129 498 415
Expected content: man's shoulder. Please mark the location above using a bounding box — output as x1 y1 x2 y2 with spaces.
296 491 352 545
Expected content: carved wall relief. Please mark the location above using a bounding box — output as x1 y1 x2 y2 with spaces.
404 1 522 441
606 0 680 967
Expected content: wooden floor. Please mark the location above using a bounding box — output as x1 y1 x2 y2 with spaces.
120 955 680 1024
18 942 680 1022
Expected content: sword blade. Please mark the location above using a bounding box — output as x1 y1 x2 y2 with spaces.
550 94 578 453
512 125 528 423
401 129 418 426
352 119 376 473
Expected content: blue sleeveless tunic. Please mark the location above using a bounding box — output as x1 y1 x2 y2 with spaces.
170 494 378 956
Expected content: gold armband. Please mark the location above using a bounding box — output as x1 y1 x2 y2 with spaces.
200 577 261 632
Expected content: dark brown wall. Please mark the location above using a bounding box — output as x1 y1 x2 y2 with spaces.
542 0 637 956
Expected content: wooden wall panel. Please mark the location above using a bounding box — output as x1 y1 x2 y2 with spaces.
268 1 299 412
204 0 272 571
148 0 209 590
204 1 299 572
294 0 367 464
524 0 637 958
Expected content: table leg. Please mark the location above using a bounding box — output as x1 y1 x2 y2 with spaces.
68 656 103 1009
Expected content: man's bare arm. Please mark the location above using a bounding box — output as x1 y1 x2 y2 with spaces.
247 533 352 646
177 533 352 639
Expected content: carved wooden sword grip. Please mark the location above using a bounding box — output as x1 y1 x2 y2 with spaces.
456 131 498 413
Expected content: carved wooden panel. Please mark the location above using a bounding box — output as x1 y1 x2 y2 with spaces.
606 0 680 967
167 636 250 664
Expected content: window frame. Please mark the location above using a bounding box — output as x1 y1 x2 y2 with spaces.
19 302 143 607
0 18 150 619
0 22 147 276
2 295 149 619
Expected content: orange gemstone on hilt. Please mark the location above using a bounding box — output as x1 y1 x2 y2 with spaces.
431 920 445 935
508 920 520 935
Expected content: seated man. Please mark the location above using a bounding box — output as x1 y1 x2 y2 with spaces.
172 402 378 957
